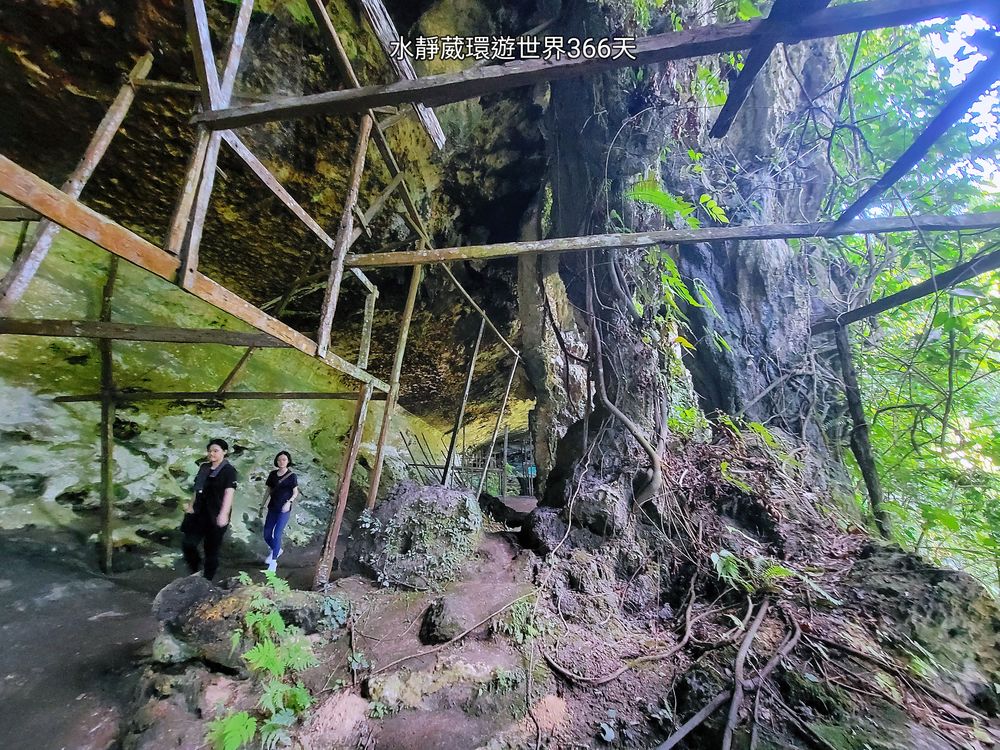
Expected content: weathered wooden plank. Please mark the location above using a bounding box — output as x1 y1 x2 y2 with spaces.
317 114 374 358
812 246 1000 334
0 206 39 222
55 390 385 403
195 0 987 129
183 0 223 108
0 53 154 315
346 210 1000 267
357 289 377 370
98 257 118 573
0 155 390 391
350 171 405 246
366 265 422 509
0 318 291 347
834 52 1000 227
314 384 373 589
358 0 446 149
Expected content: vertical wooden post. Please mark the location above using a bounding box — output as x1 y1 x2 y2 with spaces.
442 317 485 487
357 289 377 369
835 326 890 538
0 53 153 315
314 384 373 589
98 257 119 573
365 264 422 509
501 423 509 497
317 113 374 358
476 357 518 497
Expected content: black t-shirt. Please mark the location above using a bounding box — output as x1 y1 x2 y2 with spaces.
265 470 298 513
193 463 238 518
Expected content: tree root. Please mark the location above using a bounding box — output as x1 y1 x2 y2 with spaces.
722 598 770 750
655 611 802 750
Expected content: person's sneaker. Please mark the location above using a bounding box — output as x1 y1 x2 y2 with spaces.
275 548 283 560
266 560 277 573
264 552 274 564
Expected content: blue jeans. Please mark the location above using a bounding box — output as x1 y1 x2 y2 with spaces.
263 510 291 559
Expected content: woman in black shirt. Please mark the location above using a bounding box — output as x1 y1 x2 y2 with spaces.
181 438 237 580
259 450 298 572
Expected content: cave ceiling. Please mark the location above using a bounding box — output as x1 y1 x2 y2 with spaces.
0 0 547 427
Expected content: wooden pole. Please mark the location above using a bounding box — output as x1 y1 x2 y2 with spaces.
0 155 390 391
476 357 518 497
501 424 509 497
835 52 1000 227
442 317 485 487
54 390 383 404
366 265 422 509
440 265 520 358
812 246 1000 334
346 210 1000 268
835 327 890 538
399 431 429 484
314 384 373 589
0 207 39 222
357 289 377 370
0 53 153 315
317 114 374 358
98 257 119 573
0 319 289 346
196 0 988 129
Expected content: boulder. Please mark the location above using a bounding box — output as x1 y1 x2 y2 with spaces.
343 481 483 589
519 507 568 556
419 597 468 645
151 574 221 631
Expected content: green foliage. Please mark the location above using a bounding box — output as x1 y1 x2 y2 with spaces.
349 650 370 673
320 596 349 630
259 708 295 750
628 178 699 229
691 64 727 107
493 600 551 645
631 0 665 29
369 701 392 719
208 573 319 750
809 21 1000 588
477 667 525 696
711 549 755 592
206 711 257 750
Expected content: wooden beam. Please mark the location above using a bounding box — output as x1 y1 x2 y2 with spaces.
195 0 988 129
812 246 1000 334
0 154 390 391
0 206 39 222
347 210 1000 267
442 318 485 487
350 171 405 246
0 318 291 346
358 0 446 149
55 390 385 404
835 52 1000 227
357 289 377 370
0 53 154 315
98 257 119 574
317 114 374 358
366 264 422 509
314 384 373 589
710 0 831 139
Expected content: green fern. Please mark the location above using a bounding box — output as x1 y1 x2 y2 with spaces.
259 708 295 750
206 711 257 750
244 638 285 678
627 178 700 229
263 570 291 594
285 682 313 713
280 631 319 672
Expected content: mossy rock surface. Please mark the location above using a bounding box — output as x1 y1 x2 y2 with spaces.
343 481 483 590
